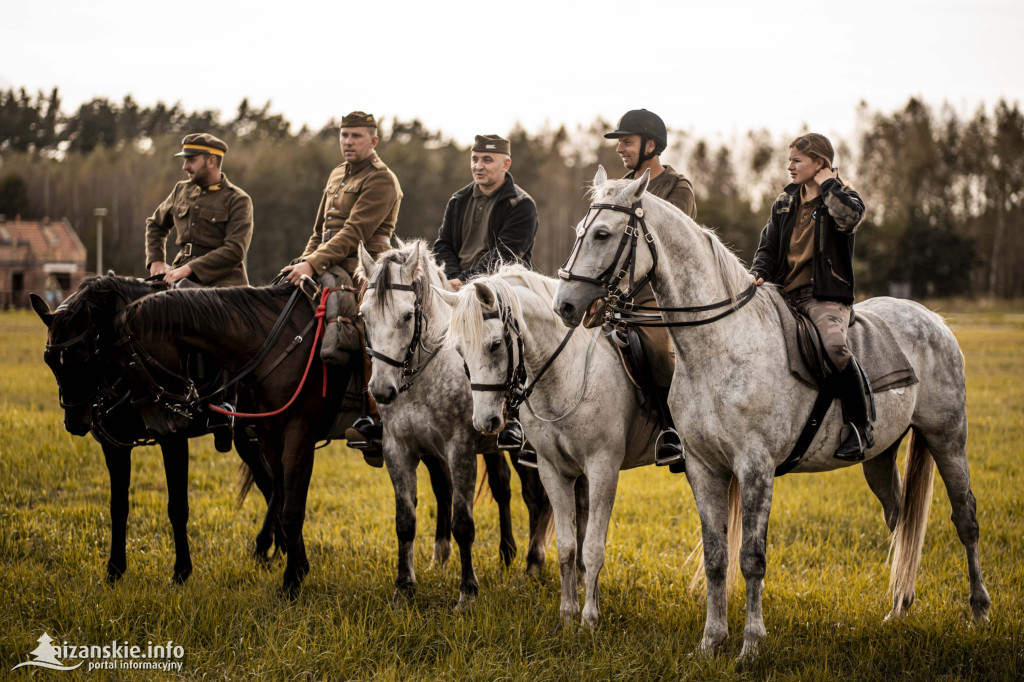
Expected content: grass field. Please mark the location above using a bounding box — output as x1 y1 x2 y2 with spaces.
1 307 1022 680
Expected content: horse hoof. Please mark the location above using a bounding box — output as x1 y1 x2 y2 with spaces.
171 568 192 585
391 589 414 609
455 593 476 612
431 541 451 568
581 611 600 629
524 561 543 579
105 563 126 584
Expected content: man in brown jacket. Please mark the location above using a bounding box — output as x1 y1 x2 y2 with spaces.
605 110 698 472
146 133 253 287
281 111 402 466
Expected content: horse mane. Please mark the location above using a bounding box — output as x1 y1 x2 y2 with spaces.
447 265 591 359
593 178 777 326
123 283 295 338
51 275 166 338
364 240 451 348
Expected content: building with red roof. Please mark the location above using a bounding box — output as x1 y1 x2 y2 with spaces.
0 216 87 309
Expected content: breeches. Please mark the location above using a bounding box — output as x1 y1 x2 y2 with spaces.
788 287 852 372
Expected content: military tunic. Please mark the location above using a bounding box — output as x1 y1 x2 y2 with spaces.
145 175 253 287
300 151 402 276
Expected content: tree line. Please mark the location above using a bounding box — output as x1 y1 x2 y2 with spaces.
2 87 1022 298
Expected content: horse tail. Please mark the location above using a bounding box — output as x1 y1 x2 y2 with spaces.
235 461 256 509
887 428 936 618
688 475 742 597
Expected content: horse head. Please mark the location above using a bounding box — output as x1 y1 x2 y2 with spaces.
32 276 165 436
359 240 448 405
443 275 526 437
554 166 654 328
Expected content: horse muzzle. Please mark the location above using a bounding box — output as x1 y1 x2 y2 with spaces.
553 281 606 329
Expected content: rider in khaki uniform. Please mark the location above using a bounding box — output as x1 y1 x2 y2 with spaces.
146 133 253 287
604 109 698 471
280 111 402 466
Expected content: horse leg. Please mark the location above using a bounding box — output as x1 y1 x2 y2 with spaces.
574 475 590 576
919 422 991 622
100 440 131 583
861 439 904 533
253 431 283 563
686 458 734 655
279 427 315 598
514 460 553 577
235 428 274 505
538 465 581 627
384 445 420 604
421 453 452 568
580 466 620 628
736 459 775 661
483 452 516 567
450 447 479 608
159 435 192 584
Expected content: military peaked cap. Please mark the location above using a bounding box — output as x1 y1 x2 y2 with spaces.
174 132 228 157
472 134 510 155
340 111 377 128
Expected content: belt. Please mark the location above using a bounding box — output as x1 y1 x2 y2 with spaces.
179 242 215 258
321 230 392 246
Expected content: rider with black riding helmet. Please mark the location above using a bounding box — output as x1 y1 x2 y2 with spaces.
603 109 697 473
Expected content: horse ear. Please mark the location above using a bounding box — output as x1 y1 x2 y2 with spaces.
30 293 53 327
594 165 608 188
432 284 459 307
357 242 377 280
474 283 495 308
392 234 406 249
401 242 422 280
625 168 650 203
106 269 116 277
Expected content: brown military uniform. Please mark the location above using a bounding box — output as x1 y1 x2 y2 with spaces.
300 151 402 276
145 175 253 287
625 165 698 386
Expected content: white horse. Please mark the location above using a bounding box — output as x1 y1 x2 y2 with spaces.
438 266 738 627
553 168 990 658
357 241 555 607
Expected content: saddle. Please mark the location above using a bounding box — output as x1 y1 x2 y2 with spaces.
770 292 918 476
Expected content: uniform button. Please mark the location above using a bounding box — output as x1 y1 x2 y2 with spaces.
334 194 338 198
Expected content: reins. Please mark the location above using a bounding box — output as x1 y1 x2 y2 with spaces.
558 198 757 329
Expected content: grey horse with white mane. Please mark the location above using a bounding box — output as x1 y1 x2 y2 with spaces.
553 167 990 659
438 266 739 627
357 241 555 607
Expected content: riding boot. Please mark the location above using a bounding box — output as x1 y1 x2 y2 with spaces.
834 361 875 461
653 385 685 472
208 404 235 453
344 345 384 468
497 414 538 469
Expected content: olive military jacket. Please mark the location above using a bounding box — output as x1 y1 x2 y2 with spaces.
300 151 402 276
626 165 697 220
145 175 253 287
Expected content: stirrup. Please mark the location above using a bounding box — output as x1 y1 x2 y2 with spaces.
209 404 235 453
655 427 685 468
345 416 383 468
834 423 872 462
497 417 525 452
515 441 539 470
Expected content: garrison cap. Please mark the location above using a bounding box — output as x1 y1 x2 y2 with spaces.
340 111 377 128
174 132 228 157
605 109 668 153
472 134 510 156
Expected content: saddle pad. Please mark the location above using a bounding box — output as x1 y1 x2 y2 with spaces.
770 292 918 393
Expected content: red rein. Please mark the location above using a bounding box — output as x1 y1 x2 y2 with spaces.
209 288 329 419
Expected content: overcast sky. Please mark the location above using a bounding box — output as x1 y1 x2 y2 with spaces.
1 0 1020 145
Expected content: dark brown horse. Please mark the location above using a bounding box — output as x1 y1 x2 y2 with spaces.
31 276 273 584
109 282 361 596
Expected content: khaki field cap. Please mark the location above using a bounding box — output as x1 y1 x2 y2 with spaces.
472 134 510 155
174 132 228 157
341 111 377 128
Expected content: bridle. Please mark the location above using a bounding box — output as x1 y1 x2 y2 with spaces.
467 296 575 416
44 329 99 409
558 197 757 329
363 281 439 394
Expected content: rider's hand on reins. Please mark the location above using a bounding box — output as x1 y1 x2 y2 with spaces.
281 261 315 286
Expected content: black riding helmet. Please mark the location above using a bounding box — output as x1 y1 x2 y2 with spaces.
605 109 668 168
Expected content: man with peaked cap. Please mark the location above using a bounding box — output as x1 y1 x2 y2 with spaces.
146 133 253 286
433 134 540 467
433 134 538 290
603 109 698 473
281 111 402 467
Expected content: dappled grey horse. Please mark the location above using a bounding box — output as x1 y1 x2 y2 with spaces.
357 241 555 607
553 167 990 659
439 266 738 627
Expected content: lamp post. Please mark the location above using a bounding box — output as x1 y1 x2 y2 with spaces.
94 208 108 275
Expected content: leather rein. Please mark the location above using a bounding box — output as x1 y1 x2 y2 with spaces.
558 199 756 329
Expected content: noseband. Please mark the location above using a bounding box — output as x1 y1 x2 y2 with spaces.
44 330 99 409
364 281 439 394
559 198 757 329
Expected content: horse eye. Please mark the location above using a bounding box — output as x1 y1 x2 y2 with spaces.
594 229 610 241
487 339 501 353
402 312 414 323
